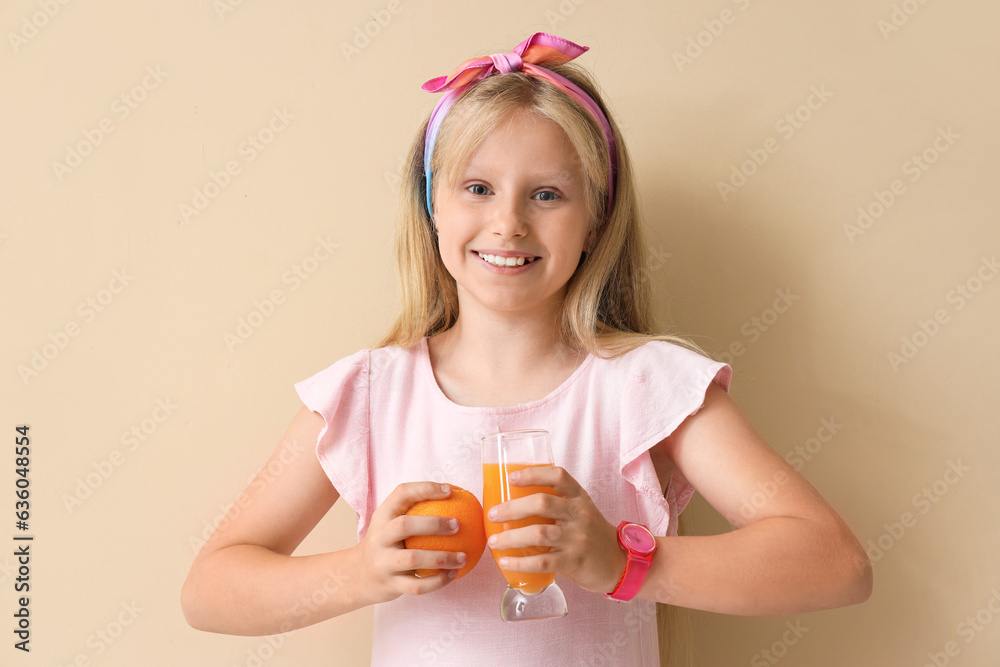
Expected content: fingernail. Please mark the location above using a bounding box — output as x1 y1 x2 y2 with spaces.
457 552 467 564
440 484 451 494
448 570 457 579
509 470 520 482
448 518 459 532
487 535 497 548
498 557 508 568
487 507 497 521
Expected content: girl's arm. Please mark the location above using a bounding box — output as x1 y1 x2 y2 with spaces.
181 406 465 635
638 382 873 613
488 383 872 615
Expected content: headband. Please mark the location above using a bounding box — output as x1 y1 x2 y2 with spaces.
421 32 617 222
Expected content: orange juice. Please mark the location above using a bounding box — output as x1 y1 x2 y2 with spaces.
482 462 557 595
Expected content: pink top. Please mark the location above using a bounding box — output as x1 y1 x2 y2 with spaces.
294 338 731 666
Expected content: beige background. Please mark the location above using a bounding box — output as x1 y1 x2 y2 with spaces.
3 0 998 665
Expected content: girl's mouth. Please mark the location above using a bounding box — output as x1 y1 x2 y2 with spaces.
475 252 539 267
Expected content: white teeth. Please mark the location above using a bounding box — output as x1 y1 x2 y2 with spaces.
478 252 533 267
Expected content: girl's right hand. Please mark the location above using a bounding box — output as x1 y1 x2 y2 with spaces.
357 482 466 603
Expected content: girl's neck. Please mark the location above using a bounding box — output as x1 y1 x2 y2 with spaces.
439 302 569 363
426 307 588 407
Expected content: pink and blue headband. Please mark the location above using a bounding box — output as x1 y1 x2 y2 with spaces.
421 32 617 222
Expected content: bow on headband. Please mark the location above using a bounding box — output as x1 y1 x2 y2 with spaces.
421 33 617 221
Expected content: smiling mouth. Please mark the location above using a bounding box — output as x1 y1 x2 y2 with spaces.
476 252 539 267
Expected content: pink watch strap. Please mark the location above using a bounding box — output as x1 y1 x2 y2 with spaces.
609 554 651 601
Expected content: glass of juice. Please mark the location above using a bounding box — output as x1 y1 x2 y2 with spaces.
481 430 568 622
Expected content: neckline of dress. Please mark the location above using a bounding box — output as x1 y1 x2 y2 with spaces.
418 337 596 413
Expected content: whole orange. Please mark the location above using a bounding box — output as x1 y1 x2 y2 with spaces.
403 485 487 579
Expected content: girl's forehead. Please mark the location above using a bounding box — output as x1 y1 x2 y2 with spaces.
460 160 579 183
460 118 582 175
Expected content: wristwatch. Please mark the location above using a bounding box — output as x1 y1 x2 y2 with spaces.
604 521 658 602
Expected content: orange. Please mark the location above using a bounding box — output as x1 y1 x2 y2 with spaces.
403 485 487 579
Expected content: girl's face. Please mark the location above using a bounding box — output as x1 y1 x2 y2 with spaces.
433 111 593 320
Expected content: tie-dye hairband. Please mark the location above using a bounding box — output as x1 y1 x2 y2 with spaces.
421 32 617 222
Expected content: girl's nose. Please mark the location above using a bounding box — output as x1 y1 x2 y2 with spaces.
490 196 528 239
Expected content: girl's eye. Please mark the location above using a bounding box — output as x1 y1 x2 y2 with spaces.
468 184 491 196
534 191 559 202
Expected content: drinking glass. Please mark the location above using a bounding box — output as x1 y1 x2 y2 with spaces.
481 430 568 622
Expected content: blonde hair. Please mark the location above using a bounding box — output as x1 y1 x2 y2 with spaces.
376 60 706 363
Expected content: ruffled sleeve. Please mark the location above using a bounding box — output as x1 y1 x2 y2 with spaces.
618 341 732 536
293 349 372 539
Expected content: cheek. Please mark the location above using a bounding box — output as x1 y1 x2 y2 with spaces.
556 211 593 250
433 225 468 273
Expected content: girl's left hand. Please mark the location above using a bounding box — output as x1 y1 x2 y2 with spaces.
486 466 626 595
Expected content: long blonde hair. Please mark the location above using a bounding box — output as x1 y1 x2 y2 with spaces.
376 60 706 364
377 59 701 665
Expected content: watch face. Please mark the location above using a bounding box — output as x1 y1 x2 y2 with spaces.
621 524 656 553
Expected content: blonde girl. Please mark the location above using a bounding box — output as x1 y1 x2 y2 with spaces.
182 33 871 666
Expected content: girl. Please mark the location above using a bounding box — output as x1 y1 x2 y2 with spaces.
182 33 872 666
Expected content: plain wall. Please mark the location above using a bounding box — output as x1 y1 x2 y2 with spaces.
3 0 998 665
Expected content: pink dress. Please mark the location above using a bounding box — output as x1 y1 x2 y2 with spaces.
294 338 731 666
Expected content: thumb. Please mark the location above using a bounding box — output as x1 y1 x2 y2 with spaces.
376 482 454 522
